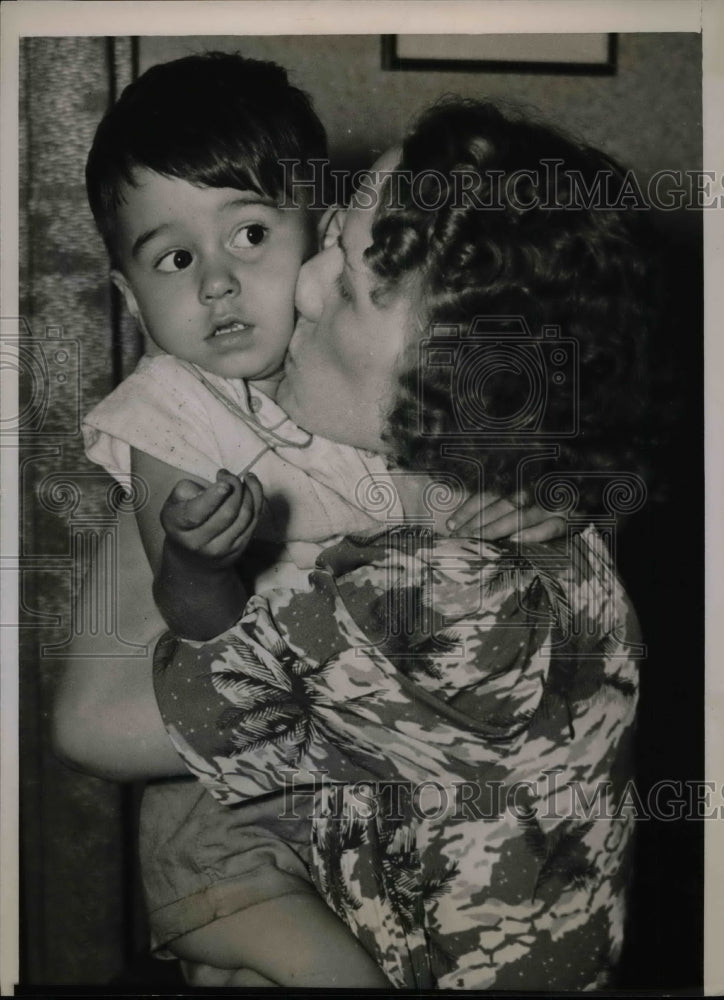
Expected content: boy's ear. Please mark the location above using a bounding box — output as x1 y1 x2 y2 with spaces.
110 269 143 327
317 206 346 252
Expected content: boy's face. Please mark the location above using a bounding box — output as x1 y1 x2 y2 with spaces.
111 169 313 381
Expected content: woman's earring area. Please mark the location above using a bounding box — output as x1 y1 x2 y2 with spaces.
318 206 346 250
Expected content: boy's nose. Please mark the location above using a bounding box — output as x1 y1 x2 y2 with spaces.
200 260 240 302
294 245 339 322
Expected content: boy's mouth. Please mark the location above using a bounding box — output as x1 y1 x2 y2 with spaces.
208 320 251 339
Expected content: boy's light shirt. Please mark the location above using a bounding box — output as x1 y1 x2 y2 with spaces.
82 353 392 590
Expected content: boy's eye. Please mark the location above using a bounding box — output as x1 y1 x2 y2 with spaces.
231 224 268 249
156 249 193 273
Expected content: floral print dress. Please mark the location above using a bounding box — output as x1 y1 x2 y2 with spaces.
153 525 640 989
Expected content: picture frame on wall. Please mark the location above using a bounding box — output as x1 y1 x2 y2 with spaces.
382 33 617 75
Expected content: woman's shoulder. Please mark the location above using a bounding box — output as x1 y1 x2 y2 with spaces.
446 525 640 656
327 524 638 652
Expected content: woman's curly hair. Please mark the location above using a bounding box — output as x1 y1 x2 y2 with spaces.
366 99 661 512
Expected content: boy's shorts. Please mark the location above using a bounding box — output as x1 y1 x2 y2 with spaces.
139 778 317 955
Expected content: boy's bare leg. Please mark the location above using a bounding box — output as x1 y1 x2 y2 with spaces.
168 893 390 987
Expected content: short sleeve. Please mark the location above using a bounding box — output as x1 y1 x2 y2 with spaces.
82 355 269 488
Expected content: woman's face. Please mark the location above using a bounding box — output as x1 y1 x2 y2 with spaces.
276 149 418 453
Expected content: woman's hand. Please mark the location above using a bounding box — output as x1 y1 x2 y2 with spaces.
161 469 262 568
447 490 568 543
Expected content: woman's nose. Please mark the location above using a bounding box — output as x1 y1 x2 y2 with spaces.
294 246 340 322
199 257 240 302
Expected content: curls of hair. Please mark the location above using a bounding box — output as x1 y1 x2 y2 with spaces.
368 99 662 513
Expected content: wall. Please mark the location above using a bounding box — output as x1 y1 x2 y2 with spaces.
141 33 702 182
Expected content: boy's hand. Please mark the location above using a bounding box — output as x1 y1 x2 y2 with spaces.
447 490 568 543
160 469 263 568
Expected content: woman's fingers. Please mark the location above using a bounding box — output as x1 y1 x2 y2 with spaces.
450 496 519 537
511 515 568 544
450 491 569 543
446 490 502 533
485 504 567 542
474 503 526 541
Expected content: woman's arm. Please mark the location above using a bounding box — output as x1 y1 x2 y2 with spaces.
51 508 188 781
52 445 265 777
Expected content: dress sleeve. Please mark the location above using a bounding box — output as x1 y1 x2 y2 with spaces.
153 527 639 806
151 595 481 807
152 533 554 805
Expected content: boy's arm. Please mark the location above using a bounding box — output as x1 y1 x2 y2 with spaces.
131 448 211 572
132 449 261 640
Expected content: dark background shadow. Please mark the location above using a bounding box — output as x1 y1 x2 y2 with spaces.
617 208 704 993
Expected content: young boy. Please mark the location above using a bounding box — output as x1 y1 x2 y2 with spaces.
83 51 394 987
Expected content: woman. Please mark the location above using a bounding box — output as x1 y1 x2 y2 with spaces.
56 99 655 989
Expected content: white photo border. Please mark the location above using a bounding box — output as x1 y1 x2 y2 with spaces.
1 1 719 995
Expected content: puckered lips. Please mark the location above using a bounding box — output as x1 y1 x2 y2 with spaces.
206 316 254 350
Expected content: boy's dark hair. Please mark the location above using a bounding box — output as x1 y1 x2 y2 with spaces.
86 51 327 259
